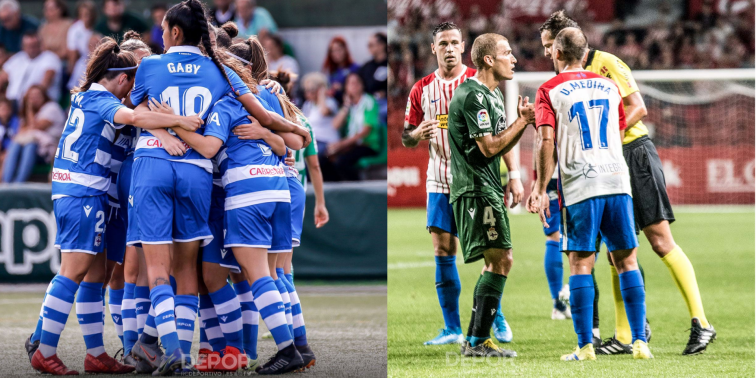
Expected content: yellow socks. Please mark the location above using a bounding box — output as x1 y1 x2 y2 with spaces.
661 245 709 328
610 265 632 344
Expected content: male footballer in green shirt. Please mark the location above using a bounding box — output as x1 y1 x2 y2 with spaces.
448 33 535 358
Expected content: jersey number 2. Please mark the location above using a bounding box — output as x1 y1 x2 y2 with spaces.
568 99 609 150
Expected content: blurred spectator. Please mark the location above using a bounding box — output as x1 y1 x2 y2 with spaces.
39 0 71 60
323 36 359 105
326 73 380 181
66 0 96 75
358 32 387 99
2 85 65 183
0 0 38 53
466 4 487 41
148 3 167 51
67 32 99 91
210 0 236 26
264 34 299 75
94 0 148 42
301 72 340 156
0 31 62 105
0 96 20 153
235 0 277 38
694 1 718 30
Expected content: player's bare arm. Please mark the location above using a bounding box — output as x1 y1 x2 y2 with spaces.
474 96 534 157
622 91 648 129
502 150 523 208
528 125 557 227
402 119 439 147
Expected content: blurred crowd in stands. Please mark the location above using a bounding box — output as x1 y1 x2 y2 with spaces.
0 0 387 183
387 0 755 96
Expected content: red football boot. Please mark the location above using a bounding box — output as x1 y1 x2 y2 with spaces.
194 348 221 372
216 346 247 372
30 350 79 375
84 352 136 374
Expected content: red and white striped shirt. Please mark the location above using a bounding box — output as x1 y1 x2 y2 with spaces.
405 65 477 194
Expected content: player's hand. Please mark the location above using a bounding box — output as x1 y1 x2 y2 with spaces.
148 98 174 115
177 115 203 132
260 79 282 94
284 149 295 167
314 203 329 228
158 133 187 156
504 178 524 209
410 120 439 141
233 117 269 140
327 140 345 156
517 95 535 124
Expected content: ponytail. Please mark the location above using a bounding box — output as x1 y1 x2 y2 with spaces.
228 36 268 83
73 37 137 93
166 0 238 95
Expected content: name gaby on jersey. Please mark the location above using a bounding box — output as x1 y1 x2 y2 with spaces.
167 63 201 74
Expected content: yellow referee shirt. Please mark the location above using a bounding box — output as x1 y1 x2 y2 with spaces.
584 49 648 144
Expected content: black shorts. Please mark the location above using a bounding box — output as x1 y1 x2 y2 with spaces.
623 135 675 231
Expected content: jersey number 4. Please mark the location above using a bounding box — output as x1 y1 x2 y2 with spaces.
569 99 609 150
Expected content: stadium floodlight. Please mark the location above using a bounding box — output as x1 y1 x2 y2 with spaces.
506 68 755 212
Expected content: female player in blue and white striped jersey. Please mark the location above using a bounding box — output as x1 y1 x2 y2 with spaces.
125 1 308 374
226 37 325 372
29 37 201 376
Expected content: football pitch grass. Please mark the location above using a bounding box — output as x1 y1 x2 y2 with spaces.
388 208 754 377
0 283 386 377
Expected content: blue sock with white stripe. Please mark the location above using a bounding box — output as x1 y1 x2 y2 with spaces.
210 283 244 351
279 272 308 346
31 280 54 343
38 275 79 358
122 283 138 354
569 274 595 348
619 270 647 343
544 240 566 310
139 304 159 345
77 281 106 357
134 286 151 339
285 273 293 286
275 269 294 335
252 276 293 351
101 287 107 325
233 280 258 360
434 255 462 331
149 285 181 355
198 313 210 351
174 295 199 355
108 287 124 347
199 294 225 352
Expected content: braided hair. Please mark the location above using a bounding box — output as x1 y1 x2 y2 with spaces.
73 37 137 93
165 0 237 94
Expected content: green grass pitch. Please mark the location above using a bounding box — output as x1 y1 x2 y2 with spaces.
388 208 754 377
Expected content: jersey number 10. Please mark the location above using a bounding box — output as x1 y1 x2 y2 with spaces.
569 99 609 151
160 86 213 117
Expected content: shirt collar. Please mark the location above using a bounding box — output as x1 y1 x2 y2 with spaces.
89 83 108 92
166 46 202 55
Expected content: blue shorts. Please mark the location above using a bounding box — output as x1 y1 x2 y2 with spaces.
54 194 108 254
105 205 126 264
426 192 457 235
560 194 639 252
543 179 561 236
288 177 305 247
201 186 240 273
127 157 213 246
225 201 291 252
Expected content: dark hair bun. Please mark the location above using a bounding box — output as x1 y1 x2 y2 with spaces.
112 42 120 53
221 22 238 39
123 30 142 41
273 70 292 86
